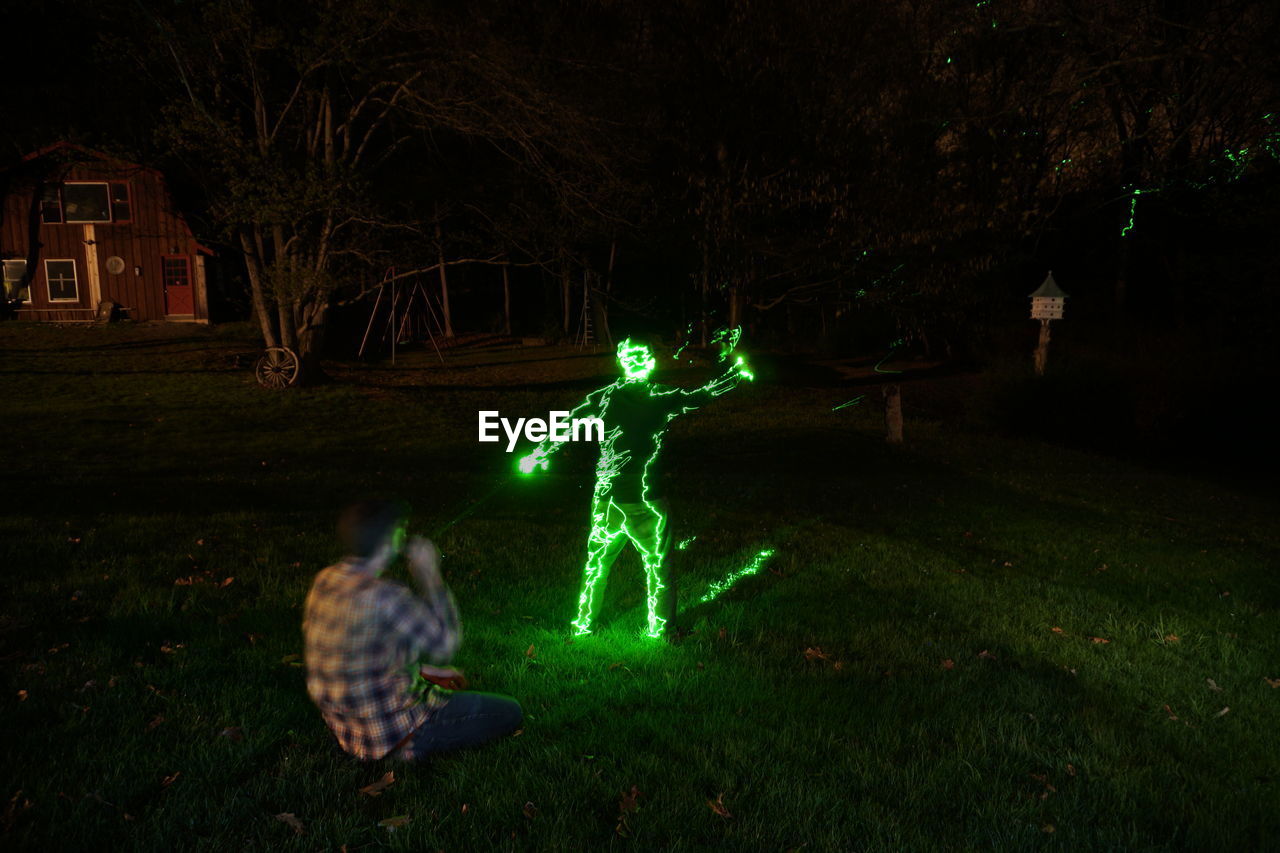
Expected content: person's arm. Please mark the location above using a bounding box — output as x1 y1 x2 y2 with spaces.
517 384 610 474
382 537 461 666
674 354 754 409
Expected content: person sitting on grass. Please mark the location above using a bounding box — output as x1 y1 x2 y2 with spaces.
302 500 522 761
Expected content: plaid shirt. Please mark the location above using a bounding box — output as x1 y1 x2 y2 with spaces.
302 560 461 761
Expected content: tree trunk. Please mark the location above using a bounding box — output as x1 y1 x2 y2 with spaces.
699 240 709 346
295 300 330 385
239 228 279 349
502 263 512 336
883 383 903 444
435 219 454 338
561 258 571 337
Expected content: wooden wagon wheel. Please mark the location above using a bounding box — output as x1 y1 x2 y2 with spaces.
254 347 300 389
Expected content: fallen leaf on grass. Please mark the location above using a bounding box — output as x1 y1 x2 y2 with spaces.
803 647 830 662
707 792 732 819
1050 627 1064 634
160 772 180 788
1162 704 1179 720
1264 677 1280 689
1042 824 1055 833
218 727 244 742
4 790 33 833
1089 636 1110 644
220 577 235 588
146 715 165 731
360 772 395 797
159 643 184 654
245 633 264 645
615 785 641 837
17 690 27 702
276 813 305 835
1065 763 1076 777
977 650 997 660
941 659 955 670
525 645 536 658
522 801 537 820
1206 678 1223 692
461 803 469 814
280 654 304 667
1215 706 1230 718
379 814 411 830
1164 634 1180 643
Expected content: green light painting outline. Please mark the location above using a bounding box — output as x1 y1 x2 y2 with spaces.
696 548 777 605
519 336 753 638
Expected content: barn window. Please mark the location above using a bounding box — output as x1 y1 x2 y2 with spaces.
44 259 79 302
63 183 112 223
40 185 63 223
110 182 132 222
3 259 29 301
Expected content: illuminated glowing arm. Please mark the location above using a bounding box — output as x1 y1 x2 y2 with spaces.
517 386 609 475
675 353 754 408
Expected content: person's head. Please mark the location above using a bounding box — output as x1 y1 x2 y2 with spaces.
616 338 656 381
338 500 409 571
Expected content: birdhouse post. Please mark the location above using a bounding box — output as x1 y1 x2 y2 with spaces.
1029 271 1067 375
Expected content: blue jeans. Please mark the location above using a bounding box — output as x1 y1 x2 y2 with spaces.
410 691 522 756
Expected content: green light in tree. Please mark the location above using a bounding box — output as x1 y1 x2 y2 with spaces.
832 395 865 412
519 336 753 638
1120 115 1280 237
696 549 776 605
874 340 904 375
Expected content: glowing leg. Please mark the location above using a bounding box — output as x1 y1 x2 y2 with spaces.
572 499 626 634
618 501 670 638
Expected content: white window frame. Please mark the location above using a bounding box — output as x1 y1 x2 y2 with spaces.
3 259 27 283
62 181 112 224
44 258 79 302
3 259 30 300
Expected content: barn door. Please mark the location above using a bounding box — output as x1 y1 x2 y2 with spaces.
162 255 193 315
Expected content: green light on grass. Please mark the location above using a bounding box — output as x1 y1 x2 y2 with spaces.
697 549 776 604
676 536 697 550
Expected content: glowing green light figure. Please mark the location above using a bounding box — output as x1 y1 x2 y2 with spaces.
518 337 753 638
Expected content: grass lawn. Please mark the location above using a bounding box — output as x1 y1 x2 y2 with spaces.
2 322 1278 851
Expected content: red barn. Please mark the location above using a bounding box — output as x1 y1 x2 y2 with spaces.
1 142 212 323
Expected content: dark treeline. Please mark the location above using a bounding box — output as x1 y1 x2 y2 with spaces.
8 0 1280 383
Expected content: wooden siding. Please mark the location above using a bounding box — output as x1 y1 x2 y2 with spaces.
1 148 210 323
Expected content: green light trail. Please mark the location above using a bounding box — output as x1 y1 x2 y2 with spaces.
1119 115 1280 237
518 336 753 638
696 549 776 605
874 341 903 375
832 395 865 412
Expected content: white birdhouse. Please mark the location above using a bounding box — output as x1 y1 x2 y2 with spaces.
1029 271 1067 320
